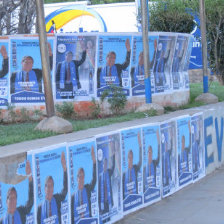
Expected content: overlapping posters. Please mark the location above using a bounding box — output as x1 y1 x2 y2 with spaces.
160 119 177 197
10 37 54 104
0 153 34 224
177 115 193 189
68 139 98 224
96 132 122 224
97 34 131 97
130 35 158 96
142 124 161 206
55 34 97 100
0 39 9 107
172 35 189 90
152 35 176 93
33 143 69 224
121 127 143 214
191 113 205 182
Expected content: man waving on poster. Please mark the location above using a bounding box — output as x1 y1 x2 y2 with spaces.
37 152 67 224
71 146 96 224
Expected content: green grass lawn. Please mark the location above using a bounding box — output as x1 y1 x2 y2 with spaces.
1 82 224 146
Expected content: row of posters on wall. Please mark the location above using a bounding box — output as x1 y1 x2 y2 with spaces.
0 112 204 224
0 32 193 107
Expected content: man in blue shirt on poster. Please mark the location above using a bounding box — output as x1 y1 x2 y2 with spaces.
178 121 191 176
55 41 86 99
143 130 160 192
10 43 53 94
0 161 33 224
97 39 131 89
71 146 96 224
0 45 8 78
192 123 201 174
99 142 115 223
123 132 142 199
37 152 67 224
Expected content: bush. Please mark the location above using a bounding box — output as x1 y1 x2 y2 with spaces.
55 102 75 119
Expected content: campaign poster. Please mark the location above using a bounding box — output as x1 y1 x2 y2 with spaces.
0 153 34 224
142 124 161 206
177 115 193 189
183 36 194 89
0 39 9 107
130 34 158 96
96 34 131 97
172 35 189 90
33 143 69 224
191 113 205 182
121 127 143 214
160 119 177 198
96 132 122 224
10 36 54 104
68 139 98 224
152 35 176 93
55 34 97 100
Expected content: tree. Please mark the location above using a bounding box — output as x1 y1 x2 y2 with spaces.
0 0 36 35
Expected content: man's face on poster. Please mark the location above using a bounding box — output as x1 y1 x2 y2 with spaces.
128 150 133 169
45 178 54 201
106 52 116 67
148 146 153 164
77 168 85 190
22 57 33 72
65 52 73 63
7 189 17 214
138 52 144 66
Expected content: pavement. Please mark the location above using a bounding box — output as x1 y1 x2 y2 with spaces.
117 165 224 224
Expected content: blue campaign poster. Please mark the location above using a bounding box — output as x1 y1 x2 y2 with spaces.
142 124 161 206
172 35 189 91
56 34 97 101
33 143 69 224
183 36 194 89
96 34 132 97
121 127 143 215
191 113 205 182
160 120 177 198
152 35 176 94
96 132 122 224
0 153 34 224
68 139 98 224
0 40 9 107
130 34 158 96
10 37 54 104
177 116 193 189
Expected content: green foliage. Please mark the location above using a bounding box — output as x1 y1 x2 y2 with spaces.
89 97 101 118
148 0 196 33
20 108 30 122
55 102 75 119
102 85 127 115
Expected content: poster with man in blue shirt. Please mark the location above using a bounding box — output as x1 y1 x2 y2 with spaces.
130 34 157 96
142 124 161 206
0 41 9 107
68 139 98 224
177 116 192 189
33 144 68 224
160 120 177 197
97 35 131 97
152 35 175 93
121 127 143 215
0 154 34 224
96 132 122 224
172 35 189 90
10 37 54 104
191 113 205 182
56 35 96 100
